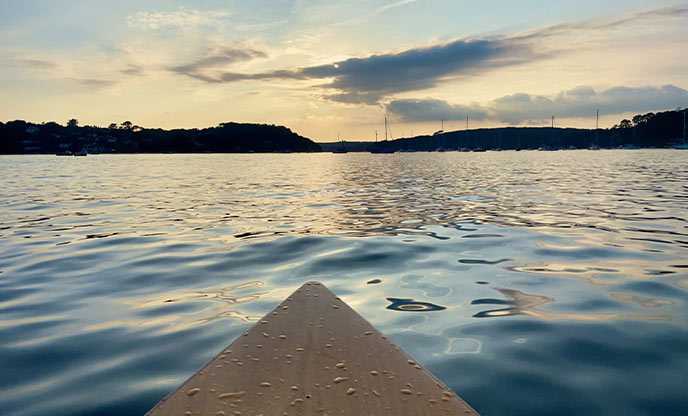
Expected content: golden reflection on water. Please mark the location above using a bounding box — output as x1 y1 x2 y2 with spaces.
124 281 269 333
1 153 686 333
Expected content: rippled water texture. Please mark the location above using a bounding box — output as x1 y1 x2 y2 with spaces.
1 151 687 415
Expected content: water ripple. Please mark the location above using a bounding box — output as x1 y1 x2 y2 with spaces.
0 152 686 416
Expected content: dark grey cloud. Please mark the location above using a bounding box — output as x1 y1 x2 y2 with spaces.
169 47 268 80
300 38 534 103
387 85 688 124
322 91 386 105
171 37 537 103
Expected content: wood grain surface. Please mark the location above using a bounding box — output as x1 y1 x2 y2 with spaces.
146 281 478 415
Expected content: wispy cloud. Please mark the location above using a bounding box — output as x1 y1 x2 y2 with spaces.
16 57 120 90
169 46 268 81
121 64 144 76
126 9 229 30
64 77 118 89
333 0 418 27
375 0 417 15
17 58 58 71
515 5 688 40
387 85 688 124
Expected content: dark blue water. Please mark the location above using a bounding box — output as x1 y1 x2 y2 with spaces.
1 151 687 415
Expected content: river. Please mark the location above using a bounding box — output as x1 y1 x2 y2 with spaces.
1 150 687 415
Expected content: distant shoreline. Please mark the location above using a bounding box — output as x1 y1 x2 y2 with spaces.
2 108 686 154
0 120 321 155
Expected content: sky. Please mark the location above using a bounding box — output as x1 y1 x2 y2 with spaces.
1 0 687 141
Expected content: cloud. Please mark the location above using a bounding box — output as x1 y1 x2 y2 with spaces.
516 5 688 40
169 46 268 80
387 85 688 124
64 77 118 89
17 58 57 71
16 57 119 90
121 64 144 76
303 38 534 101
126 9 229 30
234 20 289 32
171 37 538 103
166 4 687 105
386 98 488 121
492 85 688 124
374 0 417 16
333 0 417 28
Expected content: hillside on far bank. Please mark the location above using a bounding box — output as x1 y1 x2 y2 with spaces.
319 109 687 152
0 120 321 154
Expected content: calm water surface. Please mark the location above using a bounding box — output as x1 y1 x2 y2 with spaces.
1 151 687 415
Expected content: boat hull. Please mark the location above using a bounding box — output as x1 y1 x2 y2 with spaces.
146 282 478 415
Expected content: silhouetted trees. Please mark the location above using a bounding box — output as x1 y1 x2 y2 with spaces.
0 119 321 154
632 113 654 126
617 119 632 129
322 109 686 152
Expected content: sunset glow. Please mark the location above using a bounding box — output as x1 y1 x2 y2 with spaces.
1 0 687 141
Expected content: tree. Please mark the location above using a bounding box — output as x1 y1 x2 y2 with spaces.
619 119 632 128
108 123 118 130
67 118 79 127
121 121 133 130
632 113 654 126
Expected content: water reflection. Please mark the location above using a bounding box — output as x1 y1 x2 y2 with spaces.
473 288 670 321
124 281 267 332
459 258 513 264
386 297 447 312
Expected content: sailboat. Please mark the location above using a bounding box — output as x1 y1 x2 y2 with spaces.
589 110 601 150
370 117 395 153
332 133 347 153
673 109 688 149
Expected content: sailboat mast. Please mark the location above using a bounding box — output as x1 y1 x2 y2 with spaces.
441 118 444 131
385 117 388 141
683 109 688 144
596 109 599 145
596 109 599 130
466 115 468 130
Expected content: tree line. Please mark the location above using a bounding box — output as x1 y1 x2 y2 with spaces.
0 120 322 154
